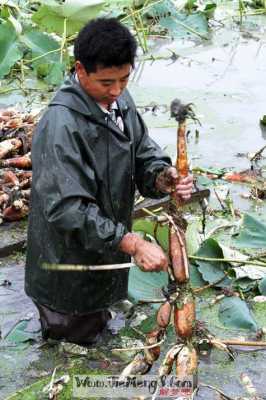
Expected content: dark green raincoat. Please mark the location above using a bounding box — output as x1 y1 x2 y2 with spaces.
25 76 171 314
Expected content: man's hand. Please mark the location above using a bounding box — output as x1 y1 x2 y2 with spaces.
155 167 194 201
118 233 168 272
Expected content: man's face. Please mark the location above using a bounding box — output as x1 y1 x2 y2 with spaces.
75 62 131 108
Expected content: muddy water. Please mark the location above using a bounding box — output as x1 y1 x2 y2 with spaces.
133 19 266 169
1 15 266 400
131 16 266 213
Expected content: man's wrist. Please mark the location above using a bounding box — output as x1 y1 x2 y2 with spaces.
155 166 172 193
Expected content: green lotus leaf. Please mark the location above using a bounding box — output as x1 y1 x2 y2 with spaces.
0 21 23 78
32 0 105 37
219 296 258 331
234 213 266 249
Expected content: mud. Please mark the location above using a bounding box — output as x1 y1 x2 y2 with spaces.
0 221 27 257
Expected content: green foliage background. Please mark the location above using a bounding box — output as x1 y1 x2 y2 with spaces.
0 0 216 86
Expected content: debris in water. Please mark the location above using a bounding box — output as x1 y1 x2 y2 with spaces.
42 367 70 400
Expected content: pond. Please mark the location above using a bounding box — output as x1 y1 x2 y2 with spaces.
131 15 266 214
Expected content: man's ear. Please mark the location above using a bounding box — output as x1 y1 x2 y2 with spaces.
75 61 88 80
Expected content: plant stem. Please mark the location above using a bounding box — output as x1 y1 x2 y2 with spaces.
238 0 246 24
249 250 266 261
48 367 57 394
24 48 61 64
60 18 67 63
20 59 25 90
189 255 266 267
198 383 234 400
137 11 148 53
138 207 167 222
121 0 164 23
193 274 228 294
130 7 146 54
205 222 237 239
142 51 179 62
112 336 165 353
0 87 21 94
221 339 266 346
250 144 266 162
213 188 226 210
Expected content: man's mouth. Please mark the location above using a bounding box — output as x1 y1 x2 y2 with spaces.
108 96 118 102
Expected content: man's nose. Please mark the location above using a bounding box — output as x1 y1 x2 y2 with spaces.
109 82 122 97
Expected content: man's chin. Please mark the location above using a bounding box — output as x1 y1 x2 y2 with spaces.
106 98 117 104
99 99 117 108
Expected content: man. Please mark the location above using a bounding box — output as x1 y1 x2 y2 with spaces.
25 18 193 344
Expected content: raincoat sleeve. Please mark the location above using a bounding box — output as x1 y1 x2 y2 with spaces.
134 111 172 198
32 112 127 253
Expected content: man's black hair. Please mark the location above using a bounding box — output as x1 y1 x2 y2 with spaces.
74 18 137 73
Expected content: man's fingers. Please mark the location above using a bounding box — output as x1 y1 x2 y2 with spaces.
176 187 193 194
175 187 193 195
156 169 193 195
180 194 192 200
173 191 192 202
137 262 167 273
167 166 178 179
176 184 193 191
179 174 193 183
134 241 168 273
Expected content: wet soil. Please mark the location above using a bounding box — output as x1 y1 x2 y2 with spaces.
0 222 27 258
1 257 266 400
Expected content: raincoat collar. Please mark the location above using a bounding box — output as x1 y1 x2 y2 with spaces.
50 75 129 121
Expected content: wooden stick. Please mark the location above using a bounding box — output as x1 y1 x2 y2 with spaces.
138 299 165 304
43 254 266 273
42 262 135 271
